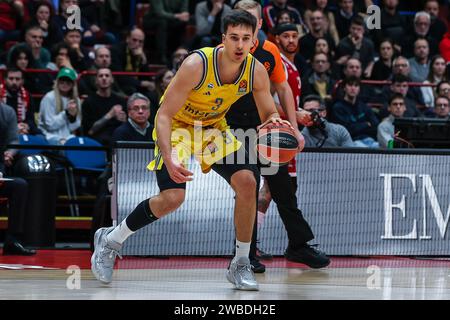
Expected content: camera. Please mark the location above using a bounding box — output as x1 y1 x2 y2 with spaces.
310 110 326 131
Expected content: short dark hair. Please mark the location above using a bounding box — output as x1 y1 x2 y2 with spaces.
391 74 410 84
437 80 450 92
435 95 450 104
342 76 361 87
5 67 23 78
302 94 326 109
223 9 257 34
388 93 405 105
350 15 365 27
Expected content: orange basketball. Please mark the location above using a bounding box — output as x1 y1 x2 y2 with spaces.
257 122 299 165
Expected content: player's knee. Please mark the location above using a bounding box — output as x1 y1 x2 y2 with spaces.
160 189 185 212
231 170 257 198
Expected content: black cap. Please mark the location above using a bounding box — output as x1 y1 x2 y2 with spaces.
274 23 298 35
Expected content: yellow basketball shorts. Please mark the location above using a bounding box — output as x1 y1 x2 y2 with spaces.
147 119 242 174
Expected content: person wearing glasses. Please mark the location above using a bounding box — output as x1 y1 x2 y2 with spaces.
111 93 153 143
301 95 354 148
436 81 450 100
431 96 450 119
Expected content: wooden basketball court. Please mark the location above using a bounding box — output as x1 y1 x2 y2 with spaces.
0 250 449 300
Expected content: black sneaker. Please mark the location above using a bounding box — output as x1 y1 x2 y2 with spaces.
256 247 273 260
250 258 266 273
284 244 330 269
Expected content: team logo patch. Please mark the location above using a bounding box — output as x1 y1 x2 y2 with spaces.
238 80 248 94
208 83 214 89
205 141 218 154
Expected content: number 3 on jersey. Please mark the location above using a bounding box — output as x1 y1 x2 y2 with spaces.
211 98 223 111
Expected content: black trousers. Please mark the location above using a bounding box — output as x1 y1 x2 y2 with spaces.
228 124 315 258
0 177 28 242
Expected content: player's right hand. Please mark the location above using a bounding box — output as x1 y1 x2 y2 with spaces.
166 160 194 184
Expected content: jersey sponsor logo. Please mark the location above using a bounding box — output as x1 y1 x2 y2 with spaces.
237 80 248 95
184 104 220 119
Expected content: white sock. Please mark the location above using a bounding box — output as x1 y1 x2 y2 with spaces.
235 240 251 260
107 220 135 245
257 211 266 228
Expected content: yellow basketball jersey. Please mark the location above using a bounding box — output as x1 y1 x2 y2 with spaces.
161 46 256 127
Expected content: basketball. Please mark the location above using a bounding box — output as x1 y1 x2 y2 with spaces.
257 122 299 165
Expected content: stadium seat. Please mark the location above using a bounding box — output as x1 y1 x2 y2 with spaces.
64 137 107 172
19 134 49 156
62 137 107 217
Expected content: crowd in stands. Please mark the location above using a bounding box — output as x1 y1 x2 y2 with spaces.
0 0 449 156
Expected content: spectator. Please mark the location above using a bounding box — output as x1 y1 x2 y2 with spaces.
431 95 450 118
78 46 126 97
154 68 175 104
0 68 41 136
0 102 36 256
382 74 421 117
313 37 337 76
335 15 375 77
144 0 190 64
298 9 335 62
170 46 189 73
371 39 395 81
28 1 62 50
78 0 122 38
276 9 295 25
436 80 450 100
372 0 407 52
421 55 448 109
408 37 431 82
391 55 425 105
331 76 379 148
424 0 447 44
302 53 337 104
47 42 75 71
302 53 336 102
81 68 127 147
304 0 340 46
403 11 439 58
194 0 232 48
335 58 373 103
262 0 307 36
301 94 354 148
59 28 92 71
333 0 357 40
8 25 51 69
52 0 116 46
38 67 81 145
110 28 154 96
0 0 24 46
111 93 154 143
377 93 406 148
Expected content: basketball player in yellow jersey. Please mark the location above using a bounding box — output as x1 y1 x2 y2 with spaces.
91 10 293 291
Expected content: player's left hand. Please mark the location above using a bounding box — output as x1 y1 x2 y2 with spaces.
257 117 293 131
293 128 305 152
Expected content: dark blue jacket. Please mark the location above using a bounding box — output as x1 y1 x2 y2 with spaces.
331 98 379 140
